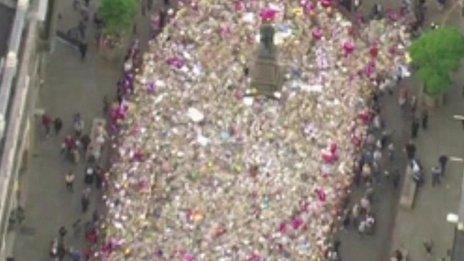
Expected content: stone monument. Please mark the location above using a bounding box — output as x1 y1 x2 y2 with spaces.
249 23 283 98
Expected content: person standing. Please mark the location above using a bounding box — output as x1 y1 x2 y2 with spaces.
54 117 63 136
410 95 417 116
423 239 433 254
80 134 91 153
84 166 95 185
73 113 84 137
57 240 66 261
421 109 428 129
392 249 403 261
439 155 448 176
58 226 67 240
405 140 416 160
95 165 103 189
431 166 441 187
81 188 91 213
42 114 53 137
65 171 75 192
387 142 395 161
79 43 88 60
159 7 167 30
392 169 400 189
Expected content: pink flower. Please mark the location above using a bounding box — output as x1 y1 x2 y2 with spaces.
167 57 186 69
291 216 304 229
312 28 323 40
320 0 332 8
315 188 327 202
364 61 376 78
260 8 278 22
219 26 232 39
183 254 195 261
246 252 263 261
301 0 315 13
343 41 356 56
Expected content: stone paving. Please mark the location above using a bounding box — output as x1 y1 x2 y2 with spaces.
10 0 160 259
338 1 464 261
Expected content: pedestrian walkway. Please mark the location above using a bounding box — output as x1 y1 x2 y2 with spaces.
390 66 464 260
337 80 411 260
388 2 464 260
10 0 161 259
337 1 464 260
12 25 118 261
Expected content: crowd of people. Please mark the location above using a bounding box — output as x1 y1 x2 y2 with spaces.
40 107 107 260
98 0 413 260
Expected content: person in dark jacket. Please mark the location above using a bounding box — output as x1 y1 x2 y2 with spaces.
84 166 94 185
81 188 90 213
54 117 63 135
405 141 416 160
79 43 87 60
80 134 91 153
439 155 448 176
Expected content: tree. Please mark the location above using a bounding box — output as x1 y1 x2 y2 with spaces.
100 0 138 37
409 27 464 96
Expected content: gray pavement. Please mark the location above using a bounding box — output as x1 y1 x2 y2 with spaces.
389 2 464 261
10 0 159 259
12 23 118 261
390 67 464 260
337 83 411 261
338 1 464 261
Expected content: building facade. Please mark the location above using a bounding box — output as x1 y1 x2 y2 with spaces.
0 0 56 258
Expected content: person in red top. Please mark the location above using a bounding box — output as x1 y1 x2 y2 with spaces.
64 135 77 150
42 114 53 137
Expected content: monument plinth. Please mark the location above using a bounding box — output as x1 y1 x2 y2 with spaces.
249 23 283 98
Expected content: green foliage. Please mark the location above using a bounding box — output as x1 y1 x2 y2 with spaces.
100 0 138 37
409 27 464 96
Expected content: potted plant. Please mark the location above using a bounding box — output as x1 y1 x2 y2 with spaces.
409 27 464 107
99 0 138 61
